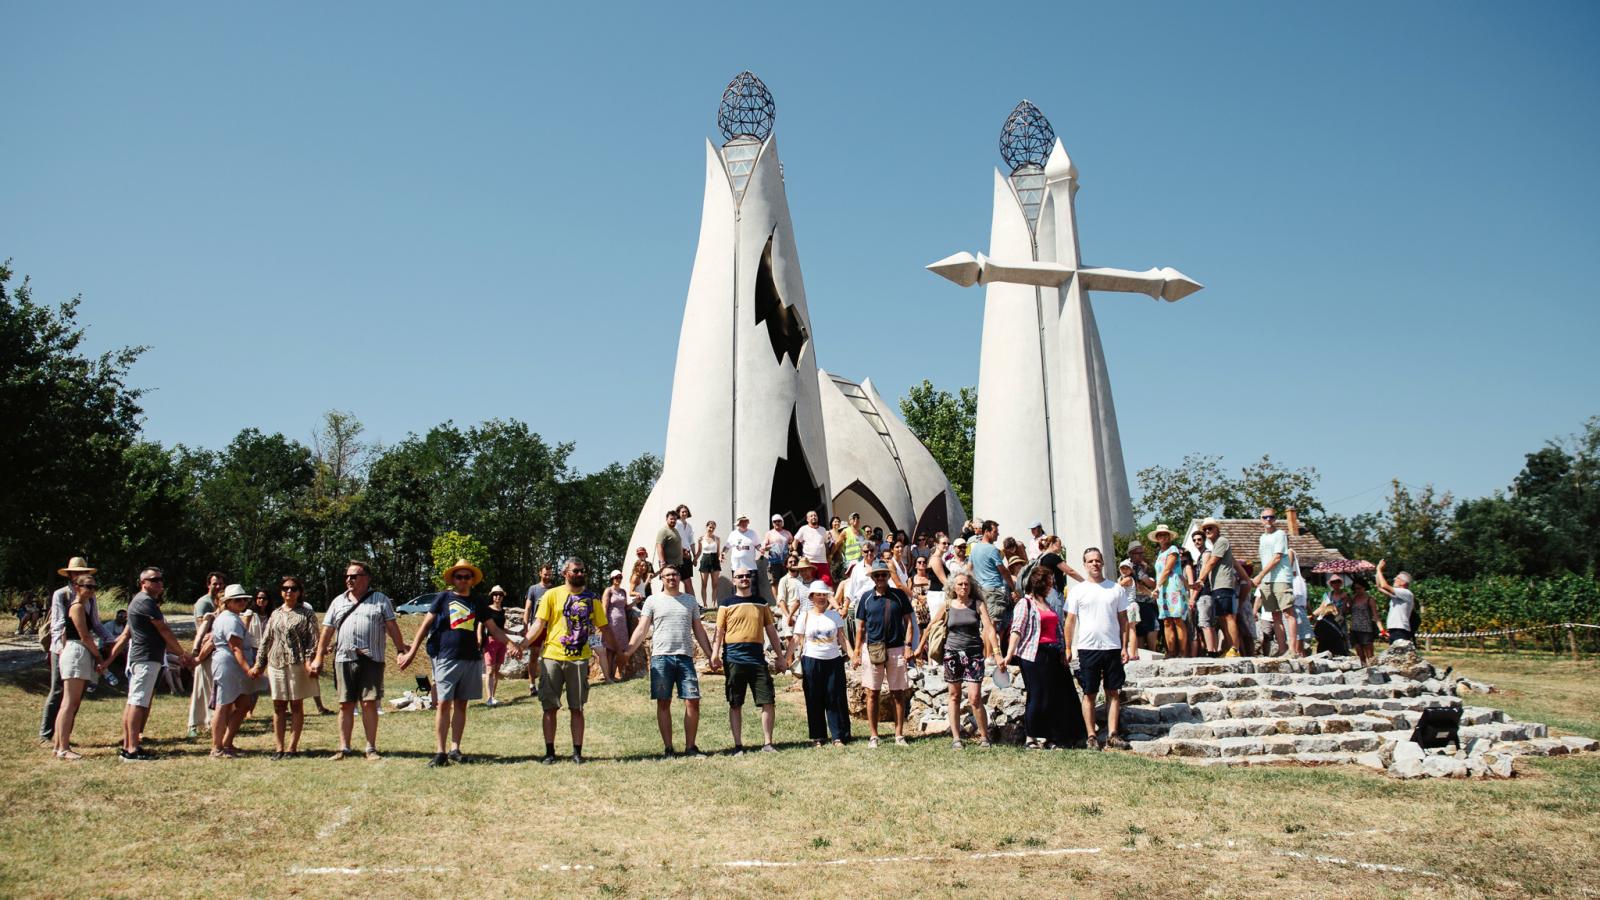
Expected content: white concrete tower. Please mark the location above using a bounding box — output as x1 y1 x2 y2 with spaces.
929 101 1202 564
620 72 830 582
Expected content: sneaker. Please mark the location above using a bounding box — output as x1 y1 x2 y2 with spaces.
662 747 677 759
427 753 449 768
1105 734 1132 751
951 739 964 750
118 748 137 762
269 751 285 761
977 739 993 749
760 744 778 754
131 749 157 761
571 754 585 765
868 736 880 749
447 749 465 764
729 746 746 757
1222 649 1240 658
186 728 199 739
539 753 558 766
894 736 909 747
684 746 708 759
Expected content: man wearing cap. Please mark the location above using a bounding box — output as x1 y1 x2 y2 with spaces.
523 564 558 696
711 566 788 753
39 557 115 744
1026 521 1046 561
398 560 525 767
626 566 715 757
102 567 195 760
725 514 765 600
1251 507 1301 657
794 510 834 588
526 557 618 764
187 571 226 737
969 520 1017 653
311 560 408 760
850 559 916 748
762 514 793 590
1193 519 1250 657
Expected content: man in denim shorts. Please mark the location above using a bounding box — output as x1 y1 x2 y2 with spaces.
627 568 714 758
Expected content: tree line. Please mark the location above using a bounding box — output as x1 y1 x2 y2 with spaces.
1 262 657 602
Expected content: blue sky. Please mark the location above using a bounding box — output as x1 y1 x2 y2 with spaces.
5 3 1598 518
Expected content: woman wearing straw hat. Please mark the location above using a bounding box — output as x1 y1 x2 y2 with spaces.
788 579 850 747
599 570 632 683
209 584 259 758
51 573 106 760
1150 525 1193 658
479 585 510 706
40 557 112 746
250 576 320 758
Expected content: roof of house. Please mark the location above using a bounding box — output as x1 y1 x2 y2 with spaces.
1182 518 1347 569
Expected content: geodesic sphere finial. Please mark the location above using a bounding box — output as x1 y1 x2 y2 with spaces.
718 71 776 143
999 100 1055 173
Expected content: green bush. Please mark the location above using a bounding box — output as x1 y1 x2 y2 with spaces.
1410 574 1600 634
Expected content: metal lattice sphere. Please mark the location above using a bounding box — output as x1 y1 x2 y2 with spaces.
999 100 1055 172
718 71 776 142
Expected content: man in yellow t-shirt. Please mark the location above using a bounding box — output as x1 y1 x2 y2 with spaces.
525 559 619 765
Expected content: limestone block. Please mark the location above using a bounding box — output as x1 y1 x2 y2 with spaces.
1185 688 1223 704
1218 736 1267 757
1158 702 1198 724
1259 735 1298 756
1559 735 1599 752
1527 723 1548 738
1295 734 1344 754
1195 702 1232 721
1166 723 1213 739
1393 740 1425 762
1388 757 1426 779
1487 753 1515 777
1301 701 1338 717
1147 689 1188 707
1354 751 1388 772
1120 705 1162 726
1466 757 1489 778
1167 739 1221 758
1335 733 1382 752
1130 740 1171 757
925 679 949 697
1275 717 1321 735
1422 755 1468 778
1458 707 1501 726
1209 720 1250 739
1532 737 1569 755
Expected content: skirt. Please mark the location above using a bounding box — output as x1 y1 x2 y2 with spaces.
212 659 250 706
266 664 318 702
58 640 99 682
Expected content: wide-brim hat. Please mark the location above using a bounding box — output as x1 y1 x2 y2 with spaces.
807 580 831 596
444 559 484 588
1148 524 1176 540
790 557 816 571
1200 517 1222 532
57 556 97 577
222 583 252 602
489 584 507 595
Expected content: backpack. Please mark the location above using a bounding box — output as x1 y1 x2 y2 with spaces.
559 591 597 656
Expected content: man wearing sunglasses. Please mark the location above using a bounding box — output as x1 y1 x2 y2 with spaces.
311 561 409 760
710 567 788 754
101 567 195 760
1252 508 1300 657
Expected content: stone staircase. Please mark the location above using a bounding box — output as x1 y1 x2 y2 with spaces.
1116 649 1596 777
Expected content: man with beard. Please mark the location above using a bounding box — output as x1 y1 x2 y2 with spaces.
526 558 620 764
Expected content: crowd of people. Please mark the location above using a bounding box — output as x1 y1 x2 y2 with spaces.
31 503 1416 763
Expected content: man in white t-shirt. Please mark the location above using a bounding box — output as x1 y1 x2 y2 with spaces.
1251 507 1299 657
1063 548 1132 751
794 510 834 587
726 515 764 598
625 568 714 758
762 514 793 589
1375 559 1417 643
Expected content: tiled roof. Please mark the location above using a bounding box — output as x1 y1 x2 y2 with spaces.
1183 518 1347 569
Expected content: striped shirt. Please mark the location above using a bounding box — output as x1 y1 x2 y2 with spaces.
323 590 396 662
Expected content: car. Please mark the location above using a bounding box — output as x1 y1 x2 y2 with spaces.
395 594 436 615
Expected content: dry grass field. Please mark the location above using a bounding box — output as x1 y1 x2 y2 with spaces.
1 632 1596 898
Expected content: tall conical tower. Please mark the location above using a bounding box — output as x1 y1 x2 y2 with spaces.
620 72 829 591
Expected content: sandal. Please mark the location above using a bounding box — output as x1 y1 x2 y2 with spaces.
54 749 83 761
951 739 964 750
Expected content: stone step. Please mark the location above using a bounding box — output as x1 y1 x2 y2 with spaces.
1133 731 1385 758
1123 681 1432 707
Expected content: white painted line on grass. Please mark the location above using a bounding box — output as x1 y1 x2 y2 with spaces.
315 805 353 839
718 847 1101 868
1273 850 1440 877
290 866 457 876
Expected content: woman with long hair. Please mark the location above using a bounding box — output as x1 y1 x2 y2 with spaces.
922 572 1002 749
209 585 258 758
1347 577 1379 666
627 558 653 602
1003 566 1085 749
52 574 105 761
1150 526 1191 658
695 520 723 606
250 576 320 757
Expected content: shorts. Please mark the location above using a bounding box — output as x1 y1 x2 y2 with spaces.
1196 594 1216 629
58 640 99 682
482 638 507 668
1349 629 1375 646
433 657 484 702
699 553 721 574
1211 588 1237 618
127 660 161 708
334 656 386 704
941 648 985 684
649 654 701 700
859 645 909 692
1387 627 1414 643
981 586 1011 635
1075 648 1126 698
266 664 318 702
723 661 776 707
539 658 589 711
1259 582 1293 613
674 561 694 582
1136 601 1158 635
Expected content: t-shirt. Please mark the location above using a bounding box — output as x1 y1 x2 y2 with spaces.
1066 579 1130 651
794 607 845 659
764 528 791 563
716 595 774 666
193 594 216 620
795 525 830 563
656 526 683 567
526 581 552 607
1258 530 1293 584
854 590 913 648
210 609 256 674
324 591 398 663
1386 586 1415 631
127 591 166 664
1205 538 1238 591
427 591 490 661
537 585 608 662
640 591 700 657
1026 536 1043 561
1038 552 1066 594
969 540 1005 590
726 527 760 571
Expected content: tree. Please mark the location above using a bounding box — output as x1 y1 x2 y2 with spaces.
0 261 145 588
1378 481 1454 578
899 380 976 513
190 429 315 589
1134 453 1231 527
431 531 491 591
1226 455 1324 522
301 410 368 601
1312 511 1383 565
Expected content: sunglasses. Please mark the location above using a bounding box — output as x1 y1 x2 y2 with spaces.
280 586 301 593
344 573 366 580
450 573 474 581
733 574 753 580
142 576 163 583
1261 515 1276 521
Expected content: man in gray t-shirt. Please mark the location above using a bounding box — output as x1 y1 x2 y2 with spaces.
1193 519 1248 657
625 568 713 757
523 565 557 694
